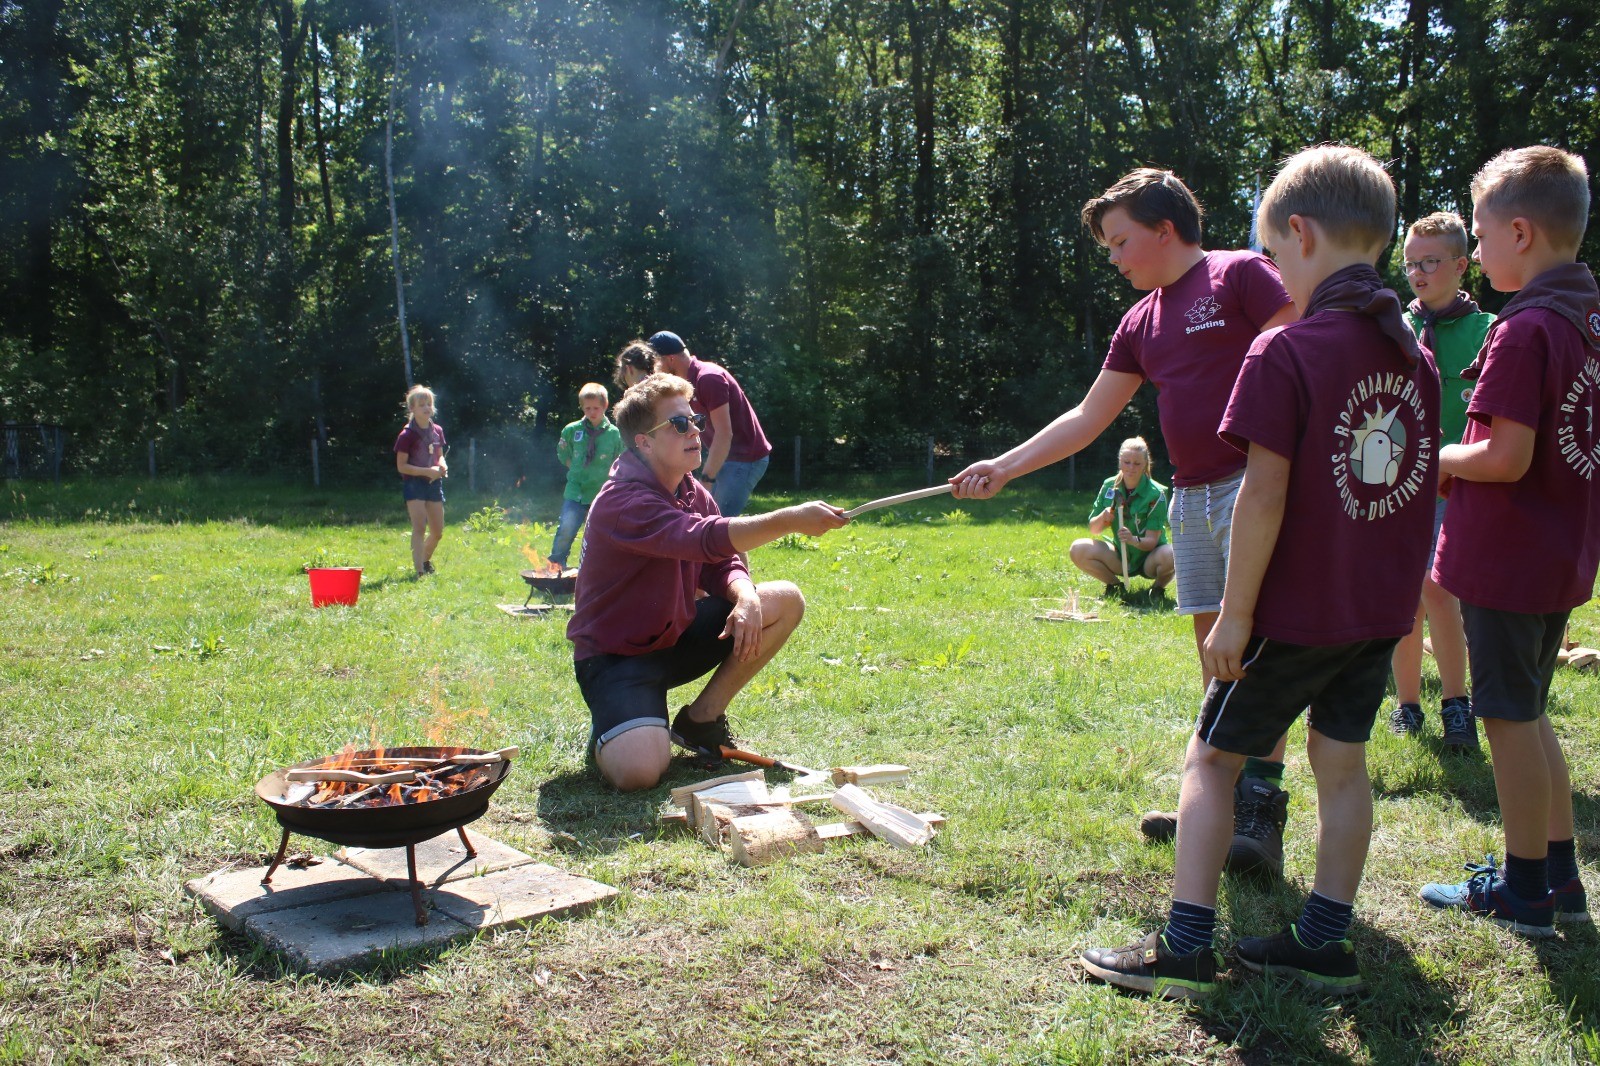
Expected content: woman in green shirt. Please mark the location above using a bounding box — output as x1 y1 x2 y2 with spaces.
1069 436 1173 597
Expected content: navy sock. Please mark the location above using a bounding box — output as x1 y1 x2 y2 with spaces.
1547 839 1579 886
1241 758 1284 789
1162 900 1216 956
1504 851 1549 901
1296 891 1354 949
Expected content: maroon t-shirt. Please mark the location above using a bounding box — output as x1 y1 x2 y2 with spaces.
393 421 445 482
1103 250 1293 487
1219 311 1440 645
1434 308 1600 613
685 357 772 463
567 451 750 660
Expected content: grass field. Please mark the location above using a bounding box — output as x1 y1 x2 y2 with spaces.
2 476 1597 1065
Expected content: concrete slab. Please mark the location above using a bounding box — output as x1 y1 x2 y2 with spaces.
243 890 472 976
336 828 535 886
184 860 392 933
428 862 619 930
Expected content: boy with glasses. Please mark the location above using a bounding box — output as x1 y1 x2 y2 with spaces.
568 373 848 791
1388 213 1495 747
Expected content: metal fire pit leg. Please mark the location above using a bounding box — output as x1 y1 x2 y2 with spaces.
406 844 429 926
456 826 478 857
262 828 292 885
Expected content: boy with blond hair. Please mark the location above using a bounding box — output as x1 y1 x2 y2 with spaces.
1081 145 1439 998
550 382 624 571
1388 211 1494 746
1420 146 1599 935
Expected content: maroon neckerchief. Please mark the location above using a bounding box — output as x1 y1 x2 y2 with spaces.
1461 262 1600 380
1302 264 1421 366
1408 291 1482 354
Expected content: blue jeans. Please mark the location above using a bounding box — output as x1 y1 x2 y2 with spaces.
712 455 769 517
549 498 589 567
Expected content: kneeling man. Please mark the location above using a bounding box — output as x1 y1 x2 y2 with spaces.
568 373 849 790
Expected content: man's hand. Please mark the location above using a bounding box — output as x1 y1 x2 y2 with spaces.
1203 612 1253 683
949 460 1006 499
720 586 765 661
784 502 850 537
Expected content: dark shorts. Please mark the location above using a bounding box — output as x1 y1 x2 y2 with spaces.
402 478 445 503
1195 636 1399 756
574 596 735 750
1460 603 1569 722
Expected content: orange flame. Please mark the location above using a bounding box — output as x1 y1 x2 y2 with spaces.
521 543 563 576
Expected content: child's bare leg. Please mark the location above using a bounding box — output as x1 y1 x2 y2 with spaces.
1482 717 1551 861
1421 577 1468 699
1142 545 1175 588
1193 612 1218 688
1069 540 1122 586
1172 736 1247 907
406 500 429 572
1305 730 1372 902
681 582 804 722
1537 715 1574 841
1392 601 1426 706
423 501 445 563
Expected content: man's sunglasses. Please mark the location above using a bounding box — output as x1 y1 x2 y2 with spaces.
646 412 708 435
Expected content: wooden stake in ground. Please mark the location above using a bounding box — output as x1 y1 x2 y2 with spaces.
1115 489 1131 587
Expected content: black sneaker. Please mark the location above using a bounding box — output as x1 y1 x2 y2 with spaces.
1235 923 1364 995
1103 583 1123 600
1226 777 1288 877
1389 702 1424 736
1139 810 1178 843
669 707 734 756
1080 930 1219 1000
423 560 437 574
1439 697 1479 750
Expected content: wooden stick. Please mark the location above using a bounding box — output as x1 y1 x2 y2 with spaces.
816 811 946 841
843 483 952 519
830 765 911 787
1116 500 1130 586
285 767 416 785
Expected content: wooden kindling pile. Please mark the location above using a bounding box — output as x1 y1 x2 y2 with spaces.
663 765 941 867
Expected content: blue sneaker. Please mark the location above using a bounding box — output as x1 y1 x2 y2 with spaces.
1420 856 1556 938
1553 877 1592 925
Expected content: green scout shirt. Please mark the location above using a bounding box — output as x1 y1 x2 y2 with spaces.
557 417 623 504
1090 474 1169 571
1405 306 1494 448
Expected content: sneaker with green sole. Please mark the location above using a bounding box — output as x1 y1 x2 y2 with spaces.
1079 930 1219 1000
1234 923 1364 995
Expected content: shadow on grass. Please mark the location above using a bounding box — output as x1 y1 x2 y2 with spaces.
1531 921 1600 1051
205 924 470 986
535 755 738 854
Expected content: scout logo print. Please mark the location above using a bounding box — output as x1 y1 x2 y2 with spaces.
1557 355 1600 480
1183 296 1224 335
1332 373 1432 520
574 430 585 442
1586 308 1600 344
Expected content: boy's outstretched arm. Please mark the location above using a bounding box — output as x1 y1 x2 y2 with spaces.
1203 443 1290 683
1439 416 1535 484
949 369 1142 498
727 502 850 551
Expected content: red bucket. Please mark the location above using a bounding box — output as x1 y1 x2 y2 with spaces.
307 567 362 607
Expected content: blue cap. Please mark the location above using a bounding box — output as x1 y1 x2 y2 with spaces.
646 330 685 355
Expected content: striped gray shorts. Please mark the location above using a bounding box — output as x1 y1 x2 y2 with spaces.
1169 471 1243 616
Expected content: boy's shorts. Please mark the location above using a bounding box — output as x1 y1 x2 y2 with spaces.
574 595 735 751
402 478 445 503
1169 471 1242 615
1195 636 1398 756
1460 603 1569 722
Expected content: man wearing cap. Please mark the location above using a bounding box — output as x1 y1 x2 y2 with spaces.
648 330 773 518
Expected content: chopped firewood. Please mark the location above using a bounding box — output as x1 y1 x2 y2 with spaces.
1565 647 1600 670
830 784 938 848
817 811 946 841
1035 588 1101 622
729 810 825 867
668 769 766 809
680 779 771 830
830 764 911 787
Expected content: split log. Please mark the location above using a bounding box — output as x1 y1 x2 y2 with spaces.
830 784 938 848
728 810 824 867
669 769 765 809
830 765 911 787
817 811 946 841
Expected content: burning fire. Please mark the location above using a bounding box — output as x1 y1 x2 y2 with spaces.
290 745 491 810
521 543 565 577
